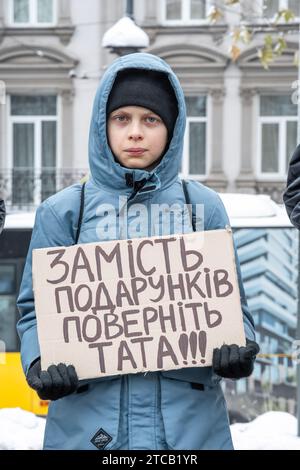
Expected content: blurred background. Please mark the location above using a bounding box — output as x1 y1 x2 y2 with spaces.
1 0 300 449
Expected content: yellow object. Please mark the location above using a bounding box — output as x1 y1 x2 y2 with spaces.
0 352 48 415
80 173 89 184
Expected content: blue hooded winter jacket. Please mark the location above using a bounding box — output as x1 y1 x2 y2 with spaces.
17 52 255 450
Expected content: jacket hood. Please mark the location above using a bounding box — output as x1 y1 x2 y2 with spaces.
88 53 186 194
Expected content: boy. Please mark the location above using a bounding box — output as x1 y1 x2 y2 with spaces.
17 53 258 450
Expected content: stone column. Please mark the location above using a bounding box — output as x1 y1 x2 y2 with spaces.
56 0 75 45
0 0 5 45
236 88 257 193
143 0 158 26
0 92 7 169
206 88 227 191
57 0 72 25
60 89 75 169
140 0 158 45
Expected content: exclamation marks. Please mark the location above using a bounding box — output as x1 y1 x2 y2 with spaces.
178 331 207 365
189 331 197 364
198 331 207 364
179 333 189 365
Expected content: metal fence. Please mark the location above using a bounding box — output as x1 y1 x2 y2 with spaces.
0 168 88 211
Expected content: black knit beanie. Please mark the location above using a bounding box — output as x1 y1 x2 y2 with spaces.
106 68 178 142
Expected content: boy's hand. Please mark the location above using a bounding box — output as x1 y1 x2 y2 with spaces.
212 340 260 379
26 359 79 400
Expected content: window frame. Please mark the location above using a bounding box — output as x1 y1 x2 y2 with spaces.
258 0 300 22
9 0 57 27
256 95 297 179
180 94 210 180
7 94 60 206
160 0 210 26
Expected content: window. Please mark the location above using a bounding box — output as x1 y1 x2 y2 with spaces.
182 96 207 177
162 0 209 24
9 95 58 206
262 312 276 327
258 95 297 177
253 362 262 381
236 378 247 394
0 264 18 352
270 364 280 384
11 0 56 26
262 0 300 20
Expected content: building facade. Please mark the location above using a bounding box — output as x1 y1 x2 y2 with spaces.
227 227 298 420
0 0 299 420
0 0 299 209
0 0 107 209
136 0 300 202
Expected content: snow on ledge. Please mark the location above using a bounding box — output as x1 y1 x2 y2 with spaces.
102 17 149 48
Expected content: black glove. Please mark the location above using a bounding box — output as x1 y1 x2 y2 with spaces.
26 359 79 400
212 339 260 379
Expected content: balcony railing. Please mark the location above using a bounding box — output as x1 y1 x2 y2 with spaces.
0 168 88 211
0 168 287 211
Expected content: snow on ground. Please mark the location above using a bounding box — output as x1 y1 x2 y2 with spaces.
0 408 300 450
231 411 300 450
0 408 45 450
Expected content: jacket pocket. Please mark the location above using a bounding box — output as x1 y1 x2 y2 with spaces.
43 377 122 450
161 365 221 386
159 373 233 450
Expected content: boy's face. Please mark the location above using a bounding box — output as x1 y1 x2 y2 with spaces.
107 106 168 171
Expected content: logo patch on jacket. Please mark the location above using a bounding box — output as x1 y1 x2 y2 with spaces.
91 428 113 449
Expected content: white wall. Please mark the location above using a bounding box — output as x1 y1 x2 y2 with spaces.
223 64 242 190
65 0 102 170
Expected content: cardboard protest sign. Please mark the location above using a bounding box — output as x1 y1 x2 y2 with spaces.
32 228 246 380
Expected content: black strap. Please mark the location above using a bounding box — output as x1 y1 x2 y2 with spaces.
75 182 86 244
182 179 195 232
75 180 193 244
